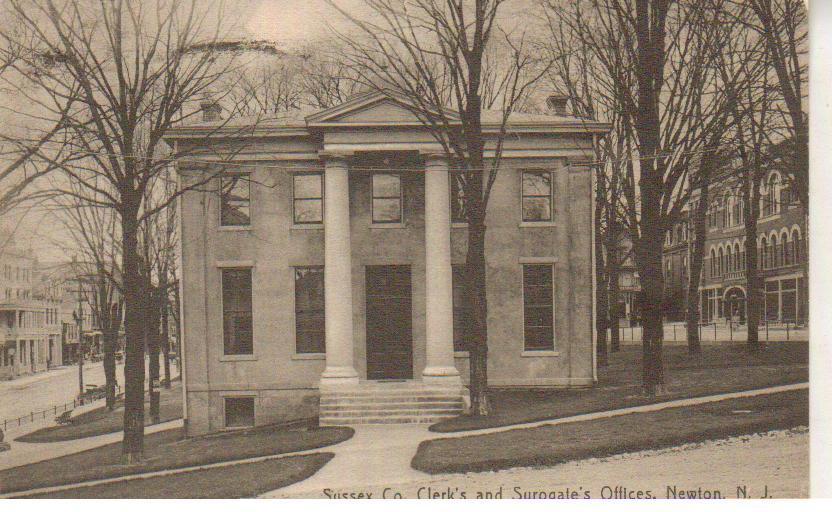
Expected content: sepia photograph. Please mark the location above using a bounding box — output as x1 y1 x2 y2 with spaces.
0 0 821 502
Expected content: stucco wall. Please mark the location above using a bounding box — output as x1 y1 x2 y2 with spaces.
179 135 595 435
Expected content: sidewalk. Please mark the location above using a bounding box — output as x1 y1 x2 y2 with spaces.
0 417 183 471
262 381 808 497
0 382 807 498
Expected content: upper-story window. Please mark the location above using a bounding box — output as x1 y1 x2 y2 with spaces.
450 173 467 224
293 173 324 224
521 171 553 222
372 173 402 223
220 174 251 227
761 173 779 218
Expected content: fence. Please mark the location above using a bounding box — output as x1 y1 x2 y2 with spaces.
613 320 808 346
0 385 121 436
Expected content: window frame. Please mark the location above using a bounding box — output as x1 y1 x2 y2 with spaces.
371 173 404 224
292 172 324 225
293 265 326 355
219 173 252 228
521 263 556 352
220 267 254 357
520 170 554 223
223 395 256 429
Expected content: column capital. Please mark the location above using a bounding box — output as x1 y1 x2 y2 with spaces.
318 150 353 162
421 151 452 164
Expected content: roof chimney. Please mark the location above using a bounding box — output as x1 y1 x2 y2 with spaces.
200 101 222 122
545 94 570 116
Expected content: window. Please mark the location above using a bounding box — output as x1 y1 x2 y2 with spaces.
450 173 467 224
220 174 251 226
372 174 402 223
294 267 325 354
451 265 472 352
221 268 253 355
224 396 255 428
293 173 323 224
522 264 554 351
521 171 553 222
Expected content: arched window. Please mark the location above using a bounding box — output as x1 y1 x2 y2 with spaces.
710 248 716 276
792 228 801 263
782 232 791 266
724 192 732 227
718 247 724 275
734 242 742 271
764 174 779 217
727 245 733 272
760 237 768 269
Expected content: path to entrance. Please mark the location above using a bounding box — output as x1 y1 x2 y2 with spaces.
0 382 806 498
262 382 807 497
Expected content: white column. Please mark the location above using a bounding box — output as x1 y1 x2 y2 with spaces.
320 153 359 387
422 154 461 386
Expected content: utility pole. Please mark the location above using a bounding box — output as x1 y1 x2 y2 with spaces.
76 279 84 397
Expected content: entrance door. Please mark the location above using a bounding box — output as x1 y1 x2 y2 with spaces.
365 265 413 380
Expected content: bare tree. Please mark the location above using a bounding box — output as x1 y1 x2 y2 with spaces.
329 0 550 415
3 0 251 461
544 0 741 393
47 183 125 409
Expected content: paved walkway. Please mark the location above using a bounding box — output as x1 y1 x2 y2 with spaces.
0 382 807 498
263 382 807 497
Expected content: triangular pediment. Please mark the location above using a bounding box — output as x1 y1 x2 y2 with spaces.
305 90 458 126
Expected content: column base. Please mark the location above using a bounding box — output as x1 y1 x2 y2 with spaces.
421 366 462 388
319 366 359 389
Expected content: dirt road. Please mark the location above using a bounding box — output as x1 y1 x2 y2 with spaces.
292 428 808 499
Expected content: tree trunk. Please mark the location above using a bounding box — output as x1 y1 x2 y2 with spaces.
594 191 609 366
162 306 171 389
102 328 118 410
608 263 621 353
147 286 162 424
121 202 146 463
686 159 713 355
465 215 490 416
744 166 763 351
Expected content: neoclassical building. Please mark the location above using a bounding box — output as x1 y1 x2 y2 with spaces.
166 91 607 434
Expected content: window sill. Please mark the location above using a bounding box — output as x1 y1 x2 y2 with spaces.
521 350 560 357
451 222 468 229
370 222 406 229
291 353 326 360
453 350 469 358
759 213 781 222
219 354 257 362
519 221 557 228
290 224 324 231
218 225 252 232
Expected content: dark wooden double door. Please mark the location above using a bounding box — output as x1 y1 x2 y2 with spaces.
365 265 413 380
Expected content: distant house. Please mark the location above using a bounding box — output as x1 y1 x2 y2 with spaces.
0 233 63 379
165 90 609 434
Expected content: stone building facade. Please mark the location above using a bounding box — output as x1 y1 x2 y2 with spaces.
166 91 607 434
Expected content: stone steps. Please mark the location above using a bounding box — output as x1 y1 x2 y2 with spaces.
319 381 465 425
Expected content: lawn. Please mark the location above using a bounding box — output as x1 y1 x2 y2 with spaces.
412 388 808 474
16 381 183 443
25 453 334 498
432 342 808 432
0 420 353 495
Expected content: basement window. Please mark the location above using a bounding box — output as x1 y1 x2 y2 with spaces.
224 396 255 428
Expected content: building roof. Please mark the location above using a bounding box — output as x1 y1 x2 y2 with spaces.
166 89 610 140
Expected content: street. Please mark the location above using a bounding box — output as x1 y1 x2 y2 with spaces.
0 356 178 430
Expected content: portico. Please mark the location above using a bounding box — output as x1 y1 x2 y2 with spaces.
318 150 460 390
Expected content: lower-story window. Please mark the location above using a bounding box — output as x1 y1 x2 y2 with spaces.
224 396 255 428
222 268 253 355
294 266 325 354
522 264 555 351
